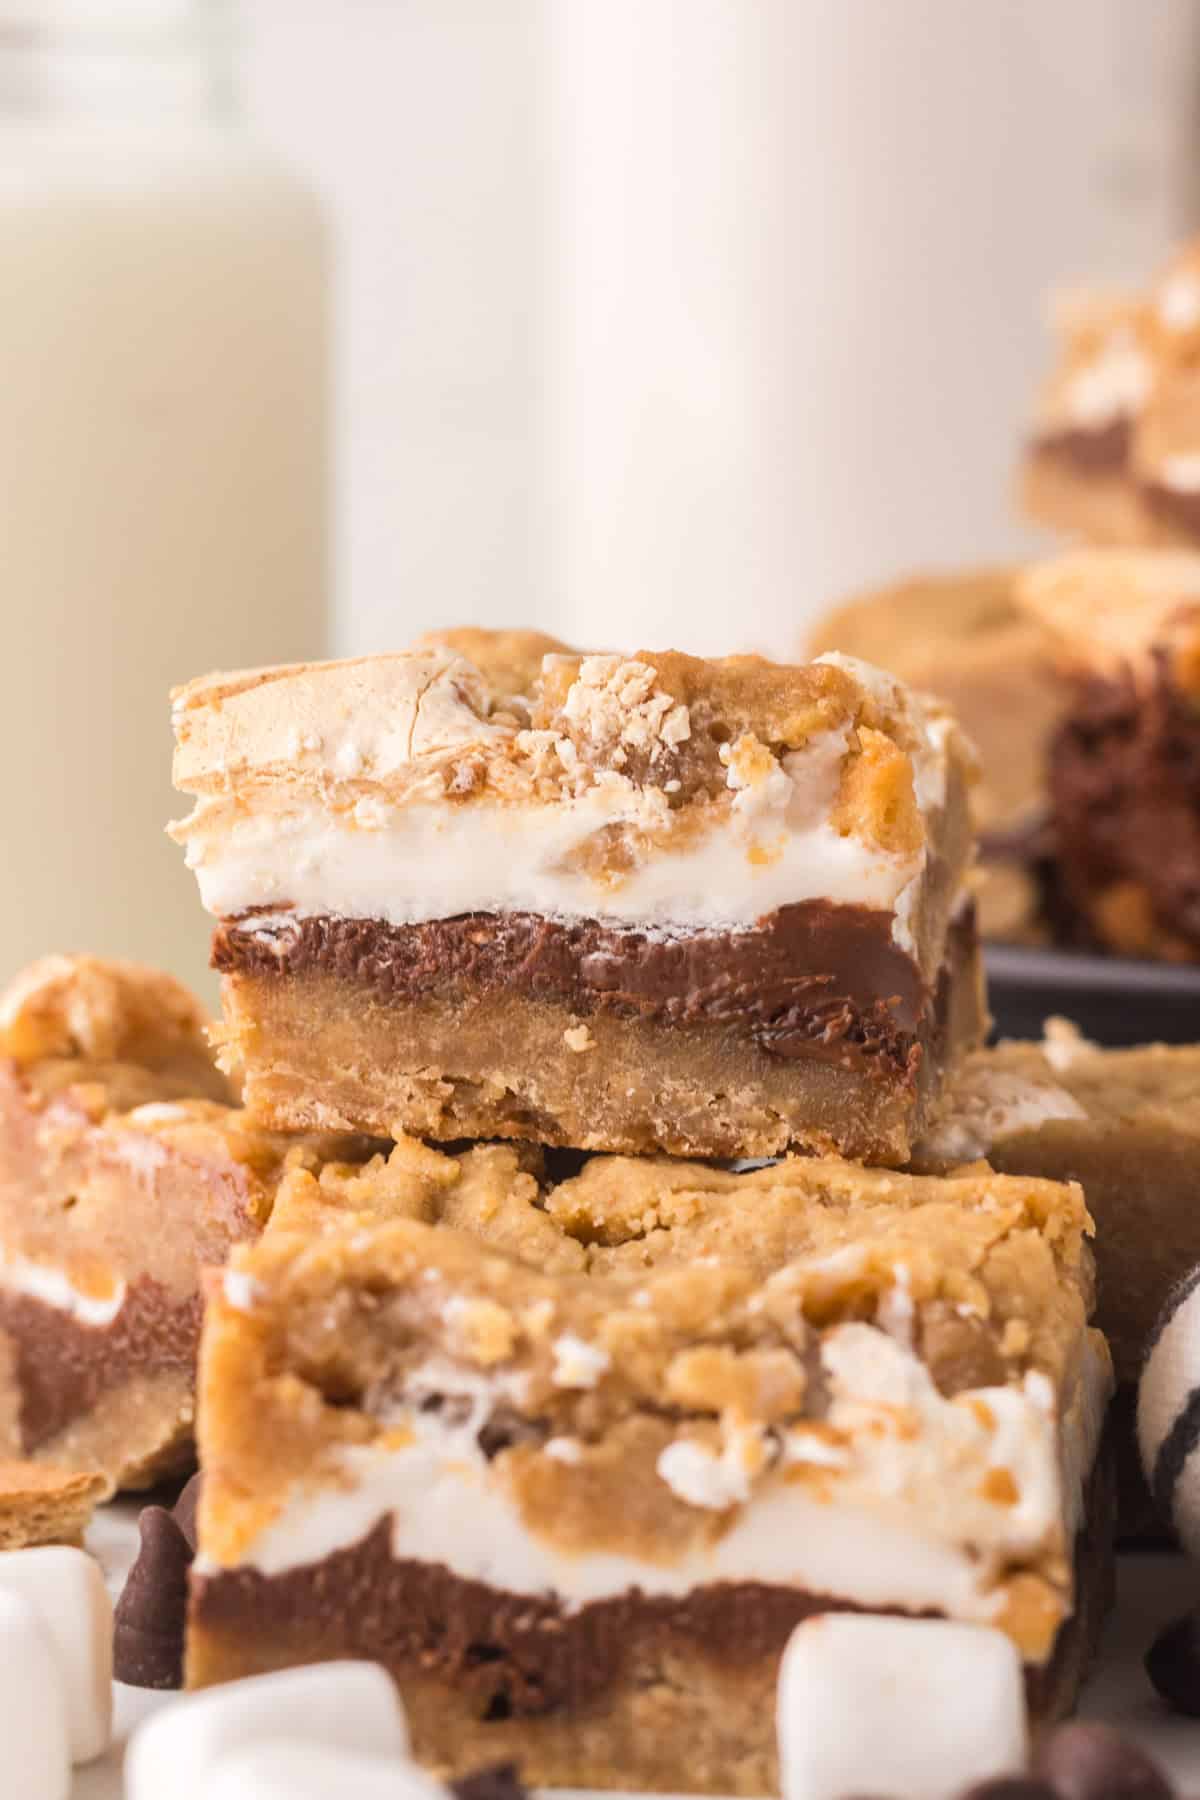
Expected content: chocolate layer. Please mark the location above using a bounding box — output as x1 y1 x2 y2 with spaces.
0 1279 202 1451
193 1527 828 1718
1031 419 1132 476
190 1448 1114 1725
214 901 955 1072
1047 663 1200 956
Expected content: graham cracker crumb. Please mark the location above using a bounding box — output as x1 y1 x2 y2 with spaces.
832 728 924 857
0 1460 107 1549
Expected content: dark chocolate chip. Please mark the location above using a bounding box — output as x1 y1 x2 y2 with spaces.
450 1764 528 1800
113 1504 194 1689
475 1408 546 1461
1147 1612 1200 1718
171 1471 202 1552
1034 1721 1175 1800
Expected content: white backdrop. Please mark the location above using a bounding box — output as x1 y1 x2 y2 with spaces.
242 0 1200 658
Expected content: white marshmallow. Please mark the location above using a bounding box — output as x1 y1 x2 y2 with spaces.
0 1547 112 1763
204 1740 443 1800
1138 1270 1200 1553
777 1613 1028 1800
0 1588 71 1800
126 1661 409 1800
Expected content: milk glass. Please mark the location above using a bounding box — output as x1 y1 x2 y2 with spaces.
0 1 327 996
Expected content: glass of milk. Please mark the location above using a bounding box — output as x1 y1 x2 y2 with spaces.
0 0 328 998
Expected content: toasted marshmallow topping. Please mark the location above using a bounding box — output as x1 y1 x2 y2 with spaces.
171 639 971 969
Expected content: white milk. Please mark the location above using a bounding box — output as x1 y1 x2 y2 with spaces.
0 7 327 999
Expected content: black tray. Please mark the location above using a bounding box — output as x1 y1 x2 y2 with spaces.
985 942 1200 1046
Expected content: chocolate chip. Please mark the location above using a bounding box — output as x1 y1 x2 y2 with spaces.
476 1408 546 1461
1034 1722 1175 1800
450 1763 528 1800
1147 1612 1200 1717
113 1504 194 1689
171 1471 202 1552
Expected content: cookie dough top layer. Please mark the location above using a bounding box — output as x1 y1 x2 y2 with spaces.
200 1138 1107 1658
255 1136 1097 1386
170 635 974 968
1017 550 1200 696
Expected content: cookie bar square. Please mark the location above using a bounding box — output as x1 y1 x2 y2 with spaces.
1016 550 1200 959
171 634 983 1164
1019 241 1200 550
0 955 372 1489
188 1141 1113 1794
916 1020 1200 1389
914 1021 1200 1537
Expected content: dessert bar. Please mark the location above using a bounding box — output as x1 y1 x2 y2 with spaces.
915 1019 1200 1390
915 1020 1200 1535
188 1140 1113 1793
0 955 371 1489
1016 550 1200 960
806 565 1061 941
1020 243 1200 549
171 634 984 1164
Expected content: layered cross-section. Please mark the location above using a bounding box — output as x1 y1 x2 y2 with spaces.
188 1140 1113 1794
0 955 374 1489
171 634 983 1163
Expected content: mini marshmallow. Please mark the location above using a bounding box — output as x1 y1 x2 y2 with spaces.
204 1740 443 1800
126 1660 409 1800
0 1588 71 1800
0 1546 112 1763
777 1613 1028 1800
1139 1269 1200 1553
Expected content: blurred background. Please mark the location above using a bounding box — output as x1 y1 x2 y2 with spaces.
3 0 1200 989
245 0 1200 654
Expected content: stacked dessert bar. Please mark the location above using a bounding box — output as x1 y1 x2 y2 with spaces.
1020 238 1200 550
170 639 981 1162
188 1145 1111 1792
164 634 1111 1792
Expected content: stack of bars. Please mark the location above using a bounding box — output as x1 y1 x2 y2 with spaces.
0 633 1118 1793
